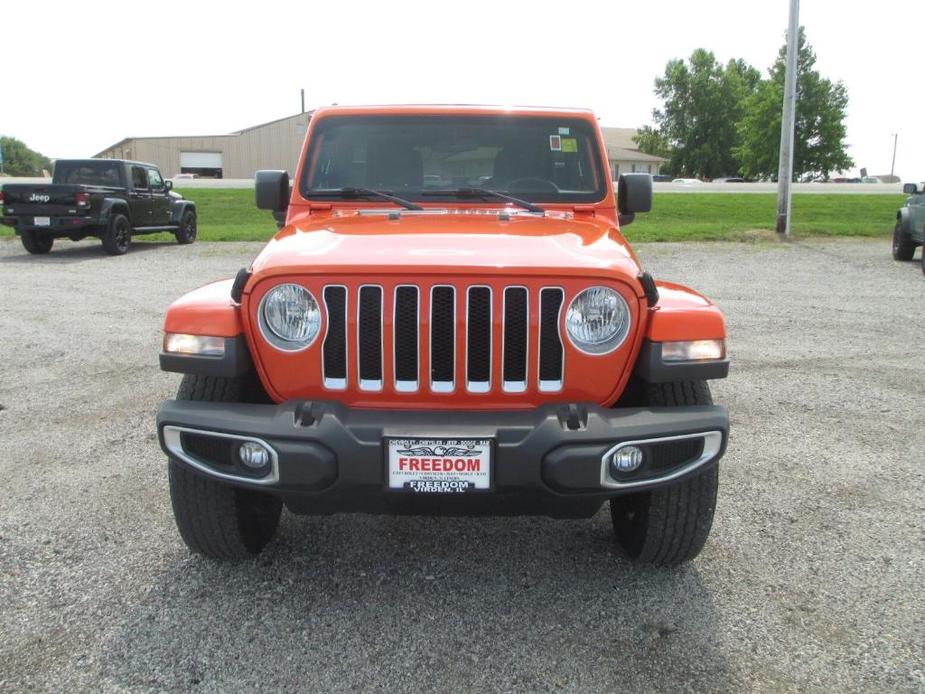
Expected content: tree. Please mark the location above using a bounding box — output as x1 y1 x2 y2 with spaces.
735 28 852 181
649 49 760 179
0 136 52 177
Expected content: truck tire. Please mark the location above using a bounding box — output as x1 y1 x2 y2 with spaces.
610 380 720 566
102 213 132 255
167 374 282 560
892 220 915 261
21 232 54 255
175 209 197 245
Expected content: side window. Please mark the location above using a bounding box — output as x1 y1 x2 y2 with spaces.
132 167 148 189
148 169 164 190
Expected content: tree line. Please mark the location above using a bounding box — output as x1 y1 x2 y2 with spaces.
635 28 853 181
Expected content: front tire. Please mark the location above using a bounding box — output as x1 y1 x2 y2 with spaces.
167 374 282 560
175 209 197 245
892 220 915 261
102 213 132 255
21 232 54 254
610 381 720 566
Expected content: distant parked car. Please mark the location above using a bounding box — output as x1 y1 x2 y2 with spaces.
172 173 199 181
713 177 745 183
832 177 862 183
893 182 925 274
862 176 881 184
671 178 702 185
651 175 672 182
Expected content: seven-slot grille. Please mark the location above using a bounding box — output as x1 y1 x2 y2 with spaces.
320 284 565 394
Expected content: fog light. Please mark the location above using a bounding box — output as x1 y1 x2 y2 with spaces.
610 445 643 475
237 441 271 470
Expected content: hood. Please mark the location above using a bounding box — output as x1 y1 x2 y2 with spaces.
249 210 642 286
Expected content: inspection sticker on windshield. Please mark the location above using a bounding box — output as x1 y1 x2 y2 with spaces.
549 135 562 151
387 438 492 493
561 138 578 153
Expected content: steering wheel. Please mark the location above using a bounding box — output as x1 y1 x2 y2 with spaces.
504 177 560 193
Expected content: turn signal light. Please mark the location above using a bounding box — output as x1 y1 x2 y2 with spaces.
0 191 5 205
163 333 225 356
662 339 726 362
75 192 90 207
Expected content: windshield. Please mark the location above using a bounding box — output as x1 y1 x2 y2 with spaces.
301 115 607 204
53 161 123 187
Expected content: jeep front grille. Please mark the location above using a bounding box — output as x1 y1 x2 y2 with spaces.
320 283 565 395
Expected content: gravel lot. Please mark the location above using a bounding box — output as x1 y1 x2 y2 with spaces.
0 236 922 693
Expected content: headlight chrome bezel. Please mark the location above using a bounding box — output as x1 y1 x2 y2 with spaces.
565 286 632 355
257 283 321 352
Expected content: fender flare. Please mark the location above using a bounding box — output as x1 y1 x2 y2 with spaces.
169 200 196 226
100 198 132 227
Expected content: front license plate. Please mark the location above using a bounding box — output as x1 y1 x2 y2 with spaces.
33 217 51 227
387 438 492 493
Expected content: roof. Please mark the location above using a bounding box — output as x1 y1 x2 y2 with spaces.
606 147 667 163
310 104 597 119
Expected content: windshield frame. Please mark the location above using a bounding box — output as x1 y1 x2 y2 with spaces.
298 114 609 205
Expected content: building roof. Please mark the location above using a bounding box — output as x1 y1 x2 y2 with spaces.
606 147 667 163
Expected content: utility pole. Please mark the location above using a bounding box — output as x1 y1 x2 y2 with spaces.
301 89 305 114
890 133 898 178
776 0 800 238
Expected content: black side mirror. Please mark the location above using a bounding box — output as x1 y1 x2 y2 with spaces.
902 182 919 195
164 179 173 191
256 170 290 211
617 173 653 227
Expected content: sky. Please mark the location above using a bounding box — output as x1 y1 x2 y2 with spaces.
2 0 921 180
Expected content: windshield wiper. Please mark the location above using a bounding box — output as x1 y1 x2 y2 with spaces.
422 187 544 214
309 187 422 211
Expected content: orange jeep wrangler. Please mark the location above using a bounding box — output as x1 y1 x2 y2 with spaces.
157 106 729 566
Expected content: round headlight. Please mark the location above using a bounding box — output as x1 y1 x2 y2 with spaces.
258 284 320 350
565 286 631 354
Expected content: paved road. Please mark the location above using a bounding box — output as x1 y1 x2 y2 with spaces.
0 237 922 692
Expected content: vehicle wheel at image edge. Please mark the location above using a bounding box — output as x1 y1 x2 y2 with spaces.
167 374 283 559
610 380 720 566
892 220 915 261
102 213 132 255
21 232 54 255
175 209 197 245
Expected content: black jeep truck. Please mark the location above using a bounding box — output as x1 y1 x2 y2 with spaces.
0 159 197 255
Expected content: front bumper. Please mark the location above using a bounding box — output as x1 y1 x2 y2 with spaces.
156 400 728 518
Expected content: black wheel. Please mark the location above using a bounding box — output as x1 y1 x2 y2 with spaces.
610 381 720 566
102 213 132 255
20 232 53 254
175 209 197 245
892 220 915 261
167 374 283 560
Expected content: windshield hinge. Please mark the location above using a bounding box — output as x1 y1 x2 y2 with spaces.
309 203 332 212
573 205 596 216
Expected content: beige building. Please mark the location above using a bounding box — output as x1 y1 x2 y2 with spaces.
601 127 667 178
94 113 665 181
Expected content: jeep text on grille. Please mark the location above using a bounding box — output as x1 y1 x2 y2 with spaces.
156 105 730 566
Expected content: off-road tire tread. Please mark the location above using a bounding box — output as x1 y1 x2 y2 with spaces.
610 379 720 566
168 374 281 560
102 213 131 255
893 221 915 261
21 233 53 254
176 209 197 245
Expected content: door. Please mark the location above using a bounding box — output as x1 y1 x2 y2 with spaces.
129 166 152 226
147 168 171 225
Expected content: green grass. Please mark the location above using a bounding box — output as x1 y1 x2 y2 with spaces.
1 189 904 243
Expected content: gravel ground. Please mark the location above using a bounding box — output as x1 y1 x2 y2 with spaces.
0 236 922 693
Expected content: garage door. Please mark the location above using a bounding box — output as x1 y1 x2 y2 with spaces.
179 152 223 168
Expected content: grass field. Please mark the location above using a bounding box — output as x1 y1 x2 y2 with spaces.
1 188 903 244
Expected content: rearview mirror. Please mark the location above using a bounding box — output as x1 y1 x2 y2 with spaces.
902 182 919 195
256 170 290 211
617 173 653 226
